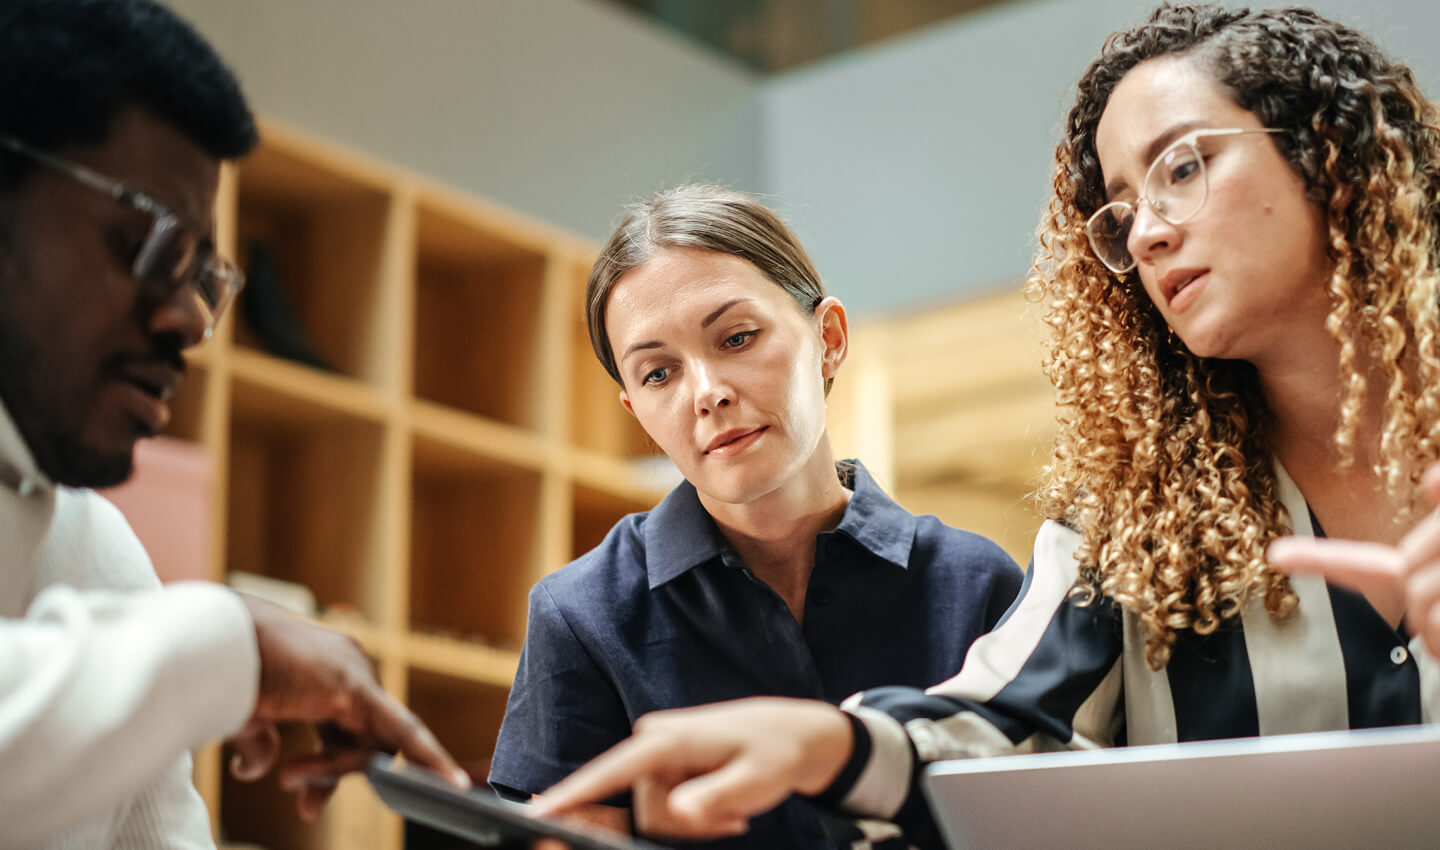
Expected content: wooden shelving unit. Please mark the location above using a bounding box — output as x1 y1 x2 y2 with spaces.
166 119 667 850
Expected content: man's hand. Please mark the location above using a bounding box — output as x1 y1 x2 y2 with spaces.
1269 463 1440 656
533 698 853 840
226 595 469 820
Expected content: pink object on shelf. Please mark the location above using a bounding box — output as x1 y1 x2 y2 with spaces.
102 436 214 583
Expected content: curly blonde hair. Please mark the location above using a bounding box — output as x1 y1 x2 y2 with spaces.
1026 4 1440 670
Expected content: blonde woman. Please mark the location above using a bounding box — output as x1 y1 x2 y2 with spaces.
536 6 1440 848
490 185 1020 849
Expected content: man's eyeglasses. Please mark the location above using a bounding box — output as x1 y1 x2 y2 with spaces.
1085 127 1285 275
0 134 242 338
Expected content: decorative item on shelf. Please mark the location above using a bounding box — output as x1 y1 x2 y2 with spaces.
101 436 212 583
240 241 334 372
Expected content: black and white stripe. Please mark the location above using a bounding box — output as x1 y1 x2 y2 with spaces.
821 462 1438 845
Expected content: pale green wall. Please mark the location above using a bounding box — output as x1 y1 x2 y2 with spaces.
761 0 1440 315
168 0 1440 317
165 0 761 239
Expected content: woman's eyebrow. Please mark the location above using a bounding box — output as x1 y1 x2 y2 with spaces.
1103 119 1210 200
701 298 753 329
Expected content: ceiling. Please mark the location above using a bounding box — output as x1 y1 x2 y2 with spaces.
598 0 1012 72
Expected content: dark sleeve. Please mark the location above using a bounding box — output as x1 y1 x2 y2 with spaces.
488 582 632 801
975 537 1026 631
812 520 1126 843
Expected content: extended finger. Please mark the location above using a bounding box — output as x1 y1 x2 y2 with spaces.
227 721 282 782
1400 504 1440 571
535 735 705 818
1406 563 1440 647
1422 464 1440 507
363 690 469 789
1424 604 1440 661
1267 537 1405 596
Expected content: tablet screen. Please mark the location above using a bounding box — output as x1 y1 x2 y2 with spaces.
365 754 667 850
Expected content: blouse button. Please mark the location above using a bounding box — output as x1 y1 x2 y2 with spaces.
1391 646 1410 666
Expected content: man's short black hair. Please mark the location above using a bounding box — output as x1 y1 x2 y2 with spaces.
0 0 257 184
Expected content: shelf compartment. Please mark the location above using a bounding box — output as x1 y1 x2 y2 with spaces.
571 480 666 563
409 433 544 652
232 140 401 388
412 197 549 428
227 373 392 624
405 668 512 787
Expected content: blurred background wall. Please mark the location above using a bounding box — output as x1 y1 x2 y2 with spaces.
166 0 1440 318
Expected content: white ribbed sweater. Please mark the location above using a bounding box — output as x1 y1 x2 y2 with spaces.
0 399 259 849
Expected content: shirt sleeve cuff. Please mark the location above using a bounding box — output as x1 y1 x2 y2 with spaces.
814 706 915 820
163 582 260 741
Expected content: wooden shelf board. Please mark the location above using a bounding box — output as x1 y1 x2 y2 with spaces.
404 632 520 687
231 348 393 427
564 446 672 506
410 400 549 474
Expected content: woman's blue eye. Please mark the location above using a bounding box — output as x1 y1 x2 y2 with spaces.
643 367 669 386
725 331 755 348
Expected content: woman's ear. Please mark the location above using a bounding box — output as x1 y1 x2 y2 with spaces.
815 296 848 379
619 389 636 418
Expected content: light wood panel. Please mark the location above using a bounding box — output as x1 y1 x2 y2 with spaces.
834 288 1056 567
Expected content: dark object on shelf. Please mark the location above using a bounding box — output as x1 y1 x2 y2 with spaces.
240 241 334 371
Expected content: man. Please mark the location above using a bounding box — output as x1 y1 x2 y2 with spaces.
0 1 466 846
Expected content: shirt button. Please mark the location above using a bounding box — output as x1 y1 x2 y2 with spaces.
811 586 832 605
1391 646 1410 666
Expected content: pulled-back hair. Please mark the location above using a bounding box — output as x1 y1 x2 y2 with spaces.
586 184 830 390
0 0 257 186
1027 4 1440 669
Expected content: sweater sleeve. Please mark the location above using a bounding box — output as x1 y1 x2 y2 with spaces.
0 581 259 847
820 520 1127 841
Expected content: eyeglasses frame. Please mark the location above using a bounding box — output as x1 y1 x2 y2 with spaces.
0 133 243 339
1085 127 1286 275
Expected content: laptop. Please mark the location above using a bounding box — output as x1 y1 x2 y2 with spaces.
923 724 1440 850
366 754 667 850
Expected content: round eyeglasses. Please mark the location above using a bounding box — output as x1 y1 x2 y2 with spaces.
1085 127 1284 275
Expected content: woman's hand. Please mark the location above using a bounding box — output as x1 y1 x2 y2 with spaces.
1269 464 1440 656
532 697 853 841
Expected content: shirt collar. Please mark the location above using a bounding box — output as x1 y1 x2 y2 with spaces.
644 478 729 590
0 393 51 496
642 459 917 590
829 460 917 570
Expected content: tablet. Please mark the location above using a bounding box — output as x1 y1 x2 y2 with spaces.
923 723 1440 850
365 754 667 849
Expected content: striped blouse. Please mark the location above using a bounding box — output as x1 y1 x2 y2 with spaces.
820 463 1440 848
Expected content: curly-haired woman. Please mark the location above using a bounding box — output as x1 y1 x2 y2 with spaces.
535 6 1440 847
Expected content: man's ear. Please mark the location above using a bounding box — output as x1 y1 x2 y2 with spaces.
619 389 635 418
815 296 848 380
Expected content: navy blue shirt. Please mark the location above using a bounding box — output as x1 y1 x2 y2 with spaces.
489 461 1021 849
